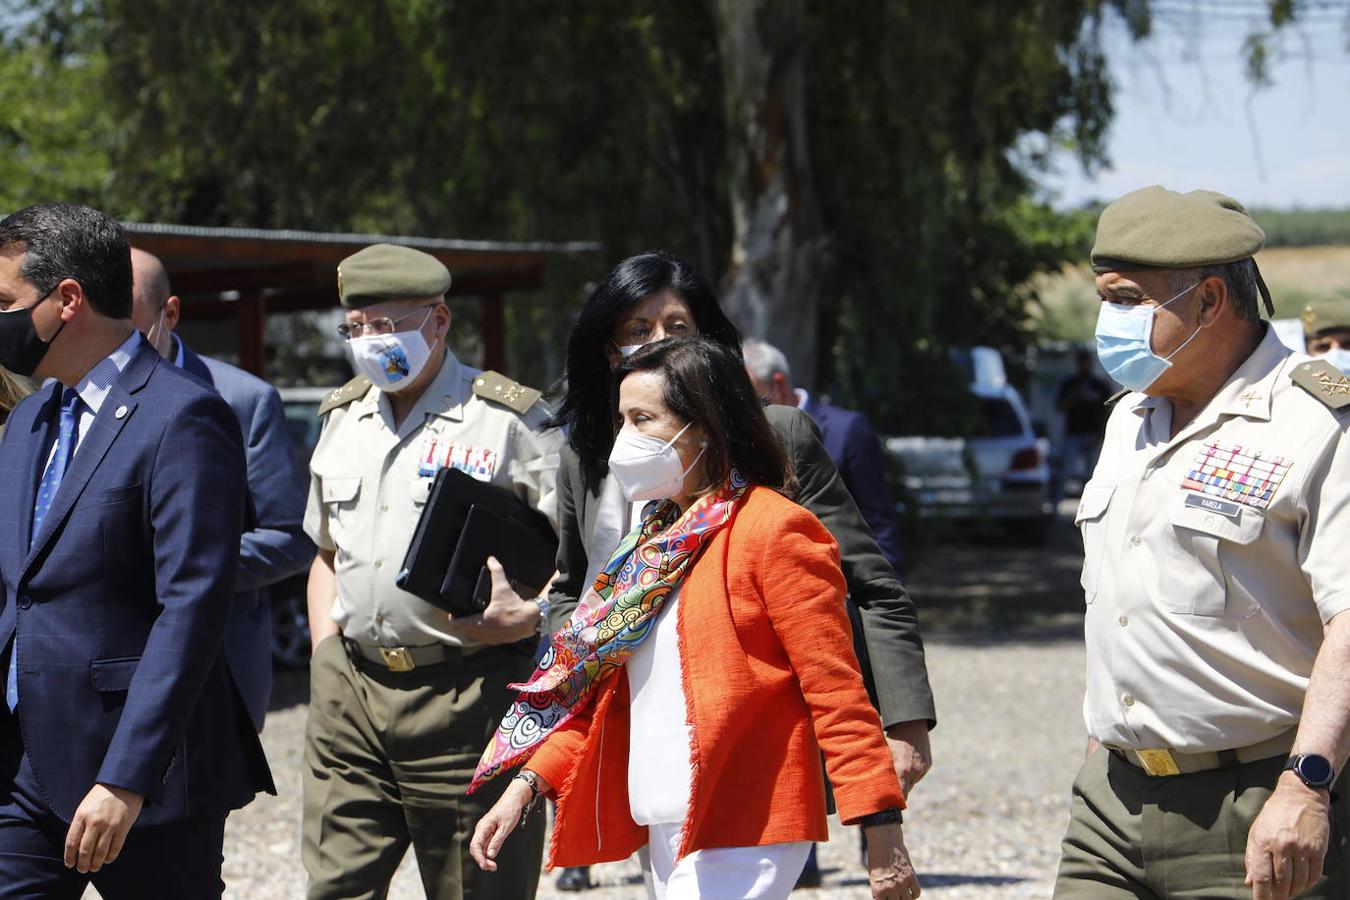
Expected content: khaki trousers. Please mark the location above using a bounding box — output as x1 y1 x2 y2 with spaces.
302 636 545 900
1054 748 1348 899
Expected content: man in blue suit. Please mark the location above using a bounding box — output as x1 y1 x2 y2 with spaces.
0 203 273 898
129 247 314 732
744 339 906 575
744 338 912 889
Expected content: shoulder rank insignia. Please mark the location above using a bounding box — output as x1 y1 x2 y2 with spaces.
317 375 373 417
473 370 542 415
1291 359 1350 411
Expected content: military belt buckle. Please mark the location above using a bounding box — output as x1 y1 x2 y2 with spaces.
378 647 416 672
1137 748 1181 777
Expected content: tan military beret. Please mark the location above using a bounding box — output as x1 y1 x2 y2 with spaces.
1301 293 1350 337
1090 185 1266 274
337 243 452 309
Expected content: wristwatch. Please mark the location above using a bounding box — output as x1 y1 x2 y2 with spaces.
533 595 551 632
1284 754 1337 792
859 807 904 828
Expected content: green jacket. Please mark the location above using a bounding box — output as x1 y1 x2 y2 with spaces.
547 403 936 729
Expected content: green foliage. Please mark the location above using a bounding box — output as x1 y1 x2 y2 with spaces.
1250 208 1350 248
807 1 1134 432
0 39 116 212
3 0 1329 434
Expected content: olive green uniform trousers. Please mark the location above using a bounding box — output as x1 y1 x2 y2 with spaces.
1055 749 1348 899
302 637 545 900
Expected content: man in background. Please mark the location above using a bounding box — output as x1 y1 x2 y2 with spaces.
1301 293 1350 374
129 247 313 731
743 337 910 888
1051 349 1112 505
743 338 905 575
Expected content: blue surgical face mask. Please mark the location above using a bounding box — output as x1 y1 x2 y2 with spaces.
1319 347 1350 376
1094 281 1202 392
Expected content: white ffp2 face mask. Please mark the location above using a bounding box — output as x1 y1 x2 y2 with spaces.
349 310 435 391
608 421 707 502
1320 347 1350 375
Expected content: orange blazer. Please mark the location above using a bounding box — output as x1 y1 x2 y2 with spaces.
527 486 905 869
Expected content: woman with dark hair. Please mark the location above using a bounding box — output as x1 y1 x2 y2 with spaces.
0 366 33 436
554 251 741 493
470 338 919 899
540 249 932 892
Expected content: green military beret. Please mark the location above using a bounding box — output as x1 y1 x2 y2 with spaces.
1301 293 1350 337
337 243 452 309
1090 185 1266 274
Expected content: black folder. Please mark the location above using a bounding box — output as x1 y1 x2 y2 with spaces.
396 467 558 617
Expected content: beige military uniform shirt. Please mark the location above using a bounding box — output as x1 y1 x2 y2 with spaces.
1078 326 1350 753
304 351 561 649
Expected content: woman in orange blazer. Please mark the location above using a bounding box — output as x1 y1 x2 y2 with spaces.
470 337 920 899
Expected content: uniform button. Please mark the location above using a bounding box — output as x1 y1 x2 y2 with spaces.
1204 515 1218 527
16 595 32 609
1118 615 1128 627
374 560 383 570
1130 535 1142 546
375 614 385 626
380 504 389 513
1123 695 1136 707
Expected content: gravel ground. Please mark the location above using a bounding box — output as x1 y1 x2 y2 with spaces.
92 513 1092 899
172 633 1084 900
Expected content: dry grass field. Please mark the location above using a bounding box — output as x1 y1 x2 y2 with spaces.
1032 245 1350 343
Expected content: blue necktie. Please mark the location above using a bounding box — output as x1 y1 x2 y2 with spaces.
6 388 81 712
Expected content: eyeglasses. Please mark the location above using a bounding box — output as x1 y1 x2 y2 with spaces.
337 305 436 341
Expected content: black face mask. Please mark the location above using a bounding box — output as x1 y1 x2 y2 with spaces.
0 293 64 377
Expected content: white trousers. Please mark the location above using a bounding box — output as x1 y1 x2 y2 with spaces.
644 822 811 899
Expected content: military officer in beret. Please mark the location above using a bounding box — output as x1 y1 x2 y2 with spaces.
301 243 561 899
1302 294 1350 374
1054 187 1350 900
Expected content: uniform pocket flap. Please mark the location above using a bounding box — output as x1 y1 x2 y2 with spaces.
523 452 560 473
88 482 142 506
1075 483 1115 524
321 475 361 503
1169 494 1264 545
90 656 141 692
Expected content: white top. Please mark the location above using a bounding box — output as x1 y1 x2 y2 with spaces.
44 330 142 472
627 585 694 827
1079 327 1350 752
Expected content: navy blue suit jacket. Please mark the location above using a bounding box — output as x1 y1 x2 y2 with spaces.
181 342 312 730
0 340 273 826
800 394 905 576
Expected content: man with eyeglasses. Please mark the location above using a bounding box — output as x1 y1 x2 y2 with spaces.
301 243 561 900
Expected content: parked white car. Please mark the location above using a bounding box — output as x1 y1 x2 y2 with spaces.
885 349 1053 543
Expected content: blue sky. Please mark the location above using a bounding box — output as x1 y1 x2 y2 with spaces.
1043 4 1350 210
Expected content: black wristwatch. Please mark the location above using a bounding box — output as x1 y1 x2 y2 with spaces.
1284 754 1337 793
859 807 904 828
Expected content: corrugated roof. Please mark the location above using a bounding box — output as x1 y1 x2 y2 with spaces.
120 221 601 255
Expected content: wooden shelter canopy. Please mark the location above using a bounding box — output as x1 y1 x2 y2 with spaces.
123 222 599 377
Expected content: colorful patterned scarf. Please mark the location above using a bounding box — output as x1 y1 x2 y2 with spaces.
471 470 749 790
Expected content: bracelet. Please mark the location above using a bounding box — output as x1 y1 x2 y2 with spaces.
512 770 545 822
533 596 551 632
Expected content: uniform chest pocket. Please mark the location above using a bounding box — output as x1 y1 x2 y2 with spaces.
1162 494 1265 617
1074 481 1115 604
319 474 362 544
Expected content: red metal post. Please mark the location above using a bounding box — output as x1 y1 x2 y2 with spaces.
237 289 267 379
481 293 506 373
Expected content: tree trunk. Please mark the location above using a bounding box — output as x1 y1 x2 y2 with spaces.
711 0 828 389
